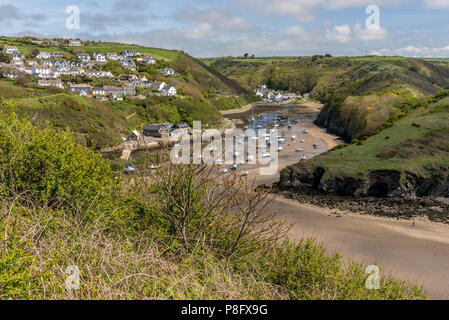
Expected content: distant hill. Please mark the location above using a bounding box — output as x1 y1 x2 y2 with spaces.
206 55 449 139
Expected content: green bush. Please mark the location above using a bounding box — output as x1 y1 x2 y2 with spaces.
0 99 114 212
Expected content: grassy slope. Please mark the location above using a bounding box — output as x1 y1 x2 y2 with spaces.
309 96 449 178
204 56 449 97
281 94 449 197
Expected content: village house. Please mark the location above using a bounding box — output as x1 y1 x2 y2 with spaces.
92 87 106 96
25 60 37 66
122 50 138 58
162 86 177 96
151 81 167 91
37 79 64 88
85 70 113 78
3 45 19 54
127 130 141 142
1 67 19 79
104 86 124 98
69 39 82 46
122 85 137 96
32 65 52 78
142 55 156 64
119 58 136 70
10 53 25 62
50 52 63 59
93 52 106 62
69 83 92 95
157 68 175 76
36 51 50 59
106 52 119 60
172 121 191 134
76 54 91 62
143 123 172 138
18 66 33 75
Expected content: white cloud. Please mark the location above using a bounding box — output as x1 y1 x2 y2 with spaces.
372 44 449 57
326 24 352 43
326 23 389 43
354 23 389 41
422 0 449 8
234 0 406 21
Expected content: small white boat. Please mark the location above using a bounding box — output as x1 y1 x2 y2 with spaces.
301 155 307 161
262 153 271 158
238 160 244 165
300 139 305 143
291 136 296 140
241 171 249 176
231 163 238 170
221 168 228 173
296 147 304 152
303 129 309 134
278 147 283 151
247 155 254 162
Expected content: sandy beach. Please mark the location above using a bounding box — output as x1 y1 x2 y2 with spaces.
227 102 449 299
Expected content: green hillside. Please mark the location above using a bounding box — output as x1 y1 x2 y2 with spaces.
280 91 449 197
0 37 253 149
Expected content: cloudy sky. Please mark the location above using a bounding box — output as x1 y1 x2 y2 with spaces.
1 0 449 57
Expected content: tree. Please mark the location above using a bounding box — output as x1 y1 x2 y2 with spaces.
0 101 115 214
138 157 289 258
31 48 40 58
0 52 11 63
243 53 249 58
16 72 32 87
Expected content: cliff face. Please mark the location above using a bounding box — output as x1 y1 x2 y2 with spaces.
279 164 449 198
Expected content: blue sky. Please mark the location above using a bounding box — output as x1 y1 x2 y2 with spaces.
2 0 449 57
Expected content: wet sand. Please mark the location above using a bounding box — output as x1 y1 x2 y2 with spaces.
228 102 449 299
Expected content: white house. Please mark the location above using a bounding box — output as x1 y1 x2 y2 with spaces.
93 52 106 62
151 81 167 91
50 52 63 59
157 68 175 75
32 65 52 78
10 53 25 62
106 52 119 60
163 86 177 96
3 45 19 54
92 87 106 96
36 51 50 59
69 84 92 95
37 79 64 88
76 54 91 62
69 39 82 46
123 50 138 58
142 55 156 64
